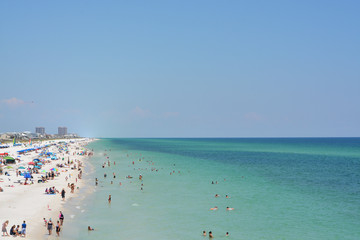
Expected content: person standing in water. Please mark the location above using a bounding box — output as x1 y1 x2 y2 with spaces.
59 211 64 225
61 188 66 201
108 195 111 204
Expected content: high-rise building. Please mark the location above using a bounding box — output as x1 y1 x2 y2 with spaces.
35 127 45 134
58 127 68 136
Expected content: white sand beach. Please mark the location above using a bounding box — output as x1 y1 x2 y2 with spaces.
0 138 94 239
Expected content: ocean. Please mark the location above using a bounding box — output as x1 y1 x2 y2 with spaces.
60 138 360 240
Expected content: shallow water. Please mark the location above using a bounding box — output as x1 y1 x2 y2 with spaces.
61 138 360 240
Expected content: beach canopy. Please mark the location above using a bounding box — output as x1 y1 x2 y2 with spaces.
4 156 16 164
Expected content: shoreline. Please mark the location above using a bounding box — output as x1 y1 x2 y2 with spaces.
0 138 95 239
54 158 97 239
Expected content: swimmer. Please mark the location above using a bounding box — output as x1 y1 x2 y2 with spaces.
203 230 206 236
215 194 220 197
226 195 229 198
108 195 111 204
209 231 213 238
226 232 229 236
226 207 234 211
210 206 218 211
88 226 94 231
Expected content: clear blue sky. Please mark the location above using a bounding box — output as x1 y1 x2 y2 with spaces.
0 1 359 137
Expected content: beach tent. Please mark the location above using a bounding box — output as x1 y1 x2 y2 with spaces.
4 156 16 164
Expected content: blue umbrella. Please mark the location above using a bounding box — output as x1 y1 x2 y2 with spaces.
37 163 43 165
34 166 41 169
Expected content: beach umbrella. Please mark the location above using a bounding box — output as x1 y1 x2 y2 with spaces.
18 166 26 169
37 163 43 165
41 170 46 173
5 166 13 169
28 162 35 165
33 159 40 162
50 168 58 171
34 166 41 169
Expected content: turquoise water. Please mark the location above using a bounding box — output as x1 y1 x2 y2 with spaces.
61 138 360 240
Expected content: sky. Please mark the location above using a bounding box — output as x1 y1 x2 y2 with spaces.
0 0 359 137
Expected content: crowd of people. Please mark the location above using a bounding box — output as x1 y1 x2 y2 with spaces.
2 220 26 237
43 211 64 236
1 140 93 238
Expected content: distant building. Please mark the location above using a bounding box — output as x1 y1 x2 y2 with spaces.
58 127 68 136
35 127 45 134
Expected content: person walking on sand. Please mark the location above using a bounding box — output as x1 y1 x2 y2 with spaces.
2 220 9 236
56 221 61 237
47 219 53 235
